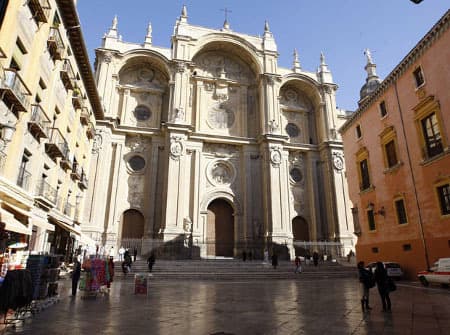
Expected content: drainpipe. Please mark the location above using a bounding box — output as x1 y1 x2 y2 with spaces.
394 82 430 269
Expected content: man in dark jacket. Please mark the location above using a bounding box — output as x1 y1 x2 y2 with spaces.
357 261 374 311
72 260 81 296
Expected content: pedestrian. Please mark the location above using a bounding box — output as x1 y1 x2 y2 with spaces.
294 256 302 274
357 261 374 312
272 253 278 269
242 250 247 262
374 262 392 312
110 246 115 260
133 247 137 262
71 259 81 296
248 251 253 261
147 252 155 272
313 251 319 266
118 246 125 261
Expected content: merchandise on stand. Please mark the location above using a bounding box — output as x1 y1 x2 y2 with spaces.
79 256 114 299
0 269 33 325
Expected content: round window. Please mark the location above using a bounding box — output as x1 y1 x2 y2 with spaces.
134 105 151 121
290 167 303 183
286 123 300 138
128 156 146 172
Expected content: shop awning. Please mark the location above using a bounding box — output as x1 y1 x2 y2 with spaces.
0 208 31 235
2 202 55 232
52 218 81 236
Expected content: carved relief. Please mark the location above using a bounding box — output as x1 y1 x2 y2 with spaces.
92 133 103 154
128 175 144 208
169 136 184 160
269 146 282 166
126 135 149 153
203 143 237 157
207 102 235 129
332 152 344 171
280 86 312 111
119 63 166 90
289 152 305 186
206 160 236 186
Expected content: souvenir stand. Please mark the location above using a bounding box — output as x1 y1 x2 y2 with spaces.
79 256 114 299
134 273 152 295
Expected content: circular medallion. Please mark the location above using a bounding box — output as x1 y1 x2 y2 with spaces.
270 149 282 165
333 156 344 171
285 123 300 138
128 155 145 172
206 160 236 186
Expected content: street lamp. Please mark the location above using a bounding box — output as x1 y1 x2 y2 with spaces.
0 122 16 151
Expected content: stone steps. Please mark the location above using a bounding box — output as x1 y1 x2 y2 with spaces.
113 259 357 280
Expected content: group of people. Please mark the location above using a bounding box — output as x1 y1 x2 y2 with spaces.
358 261 396 312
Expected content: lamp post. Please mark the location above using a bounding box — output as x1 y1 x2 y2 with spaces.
0 122 16 152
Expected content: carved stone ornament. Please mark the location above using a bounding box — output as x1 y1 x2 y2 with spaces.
127 135 148 153
268 119 279 134
269 147 282 166
176 62 186 73
173 106 185 122
203 143 237 157
333 153 344 171
169 136 184 160
207 102 235 129
207 160 236 186
92 133 103 154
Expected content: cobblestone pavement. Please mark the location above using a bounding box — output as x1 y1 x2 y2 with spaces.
4 277 450 335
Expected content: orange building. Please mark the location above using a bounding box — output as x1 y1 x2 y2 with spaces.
340 10 450 279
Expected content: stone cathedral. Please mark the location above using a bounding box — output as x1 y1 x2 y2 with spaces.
83 7 356 259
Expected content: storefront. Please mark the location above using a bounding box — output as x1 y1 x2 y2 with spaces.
48 218 81 262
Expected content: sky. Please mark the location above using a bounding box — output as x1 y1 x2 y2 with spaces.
76 1 449 111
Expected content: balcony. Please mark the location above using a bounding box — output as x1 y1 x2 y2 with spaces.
78 171 88 190
72 92 83 110
47 27 64 61
17 168 32 191
28 104 51 140
45 128 69 161
60 59 75 90
86 122 95 139
60 153 72 171
28 0 51 23
71 161 82 180
35 179 57 208
80 107 90 125
0 68 31 113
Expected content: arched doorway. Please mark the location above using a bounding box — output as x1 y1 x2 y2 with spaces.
292 216 309 256
207 199 234 257
121 209 145 254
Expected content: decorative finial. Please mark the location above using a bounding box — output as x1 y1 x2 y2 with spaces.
320 52 326 65
221 8 232 30
264 20 270 32
181 5 187 18
292 48 301 72
112 15 118 30
364 48 373 64
144 22 152 46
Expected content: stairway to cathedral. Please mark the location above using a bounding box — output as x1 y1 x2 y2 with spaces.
113 259 357 280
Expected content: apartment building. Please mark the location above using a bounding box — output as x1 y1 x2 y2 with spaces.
0 0 102 261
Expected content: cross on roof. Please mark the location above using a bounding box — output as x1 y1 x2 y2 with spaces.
220 8 232 22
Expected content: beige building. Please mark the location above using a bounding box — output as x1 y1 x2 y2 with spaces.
86 7 355 259
0 0 102 259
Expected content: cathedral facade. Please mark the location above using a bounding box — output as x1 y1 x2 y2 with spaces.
83 7 355 259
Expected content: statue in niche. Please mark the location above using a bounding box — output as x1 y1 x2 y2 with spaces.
174 107 184 122
268 119 279 134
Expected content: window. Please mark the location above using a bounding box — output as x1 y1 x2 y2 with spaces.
133 105 151 121
395 199 408 224
371 247 379 253
355 125 362 139
385 140 398 168
421 113 443 158
413 67 425 88
128 155 146 172
367 209 376 231
360 159 370 190
286 123 300 138
17 150 32 190
403 244 412 251
437 183 450 215
379 101 387 117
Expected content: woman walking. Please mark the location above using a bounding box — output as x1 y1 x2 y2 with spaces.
357 261 373 312
374 262 392 312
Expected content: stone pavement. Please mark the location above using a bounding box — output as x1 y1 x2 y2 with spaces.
3 277 450 335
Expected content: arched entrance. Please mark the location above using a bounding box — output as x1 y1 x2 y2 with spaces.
207 199 234 257
121 209 144 254
292 216 309 256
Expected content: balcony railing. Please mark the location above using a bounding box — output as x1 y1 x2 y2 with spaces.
28 104 51 140
35 179 57 206
17 168 32 191
79 171 88 190
71 161 82 180
80 107 90 125
86 122 95 139
47 27 64 61
60 59 75 90
45 128 69 161
0 68 31 113
28 0 51 23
